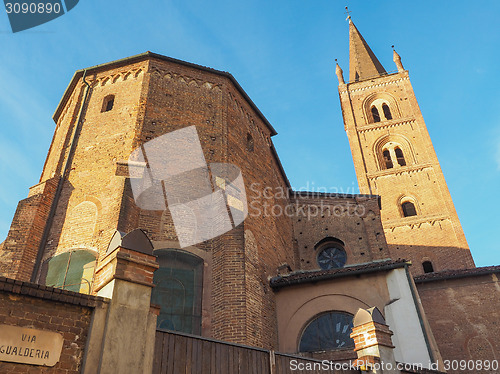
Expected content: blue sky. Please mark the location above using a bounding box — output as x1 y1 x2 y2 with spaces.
0 0 499 267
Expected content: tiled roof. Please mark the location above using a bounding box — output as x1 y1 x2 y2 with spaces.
270 259 409 290
414 265 500 283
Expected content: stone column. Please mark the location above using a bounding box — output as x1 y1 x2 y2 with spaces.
350 307 400 374
388 148 400 168
81 229 159 374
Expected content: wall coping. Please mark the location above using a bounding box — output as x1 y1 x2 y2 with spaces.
0 276 109 308
414 265 500 284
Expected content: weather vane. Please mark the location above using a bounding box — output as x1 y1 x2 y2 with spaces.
345 6 352 21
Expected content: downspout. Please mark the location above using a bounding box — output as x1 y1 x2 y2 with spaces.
30 70 91 282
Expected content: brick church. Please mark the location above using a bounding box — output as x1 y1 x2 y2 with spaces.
0 17 499 374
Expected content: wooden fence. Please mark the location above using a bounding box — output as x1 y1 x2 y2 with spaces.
153 329 359 374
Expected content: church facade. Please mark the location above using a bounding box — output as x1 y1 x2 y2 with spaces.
0 19 499 374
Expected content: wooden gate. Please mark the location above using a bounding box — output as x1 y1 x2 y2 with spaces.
153 329 358 374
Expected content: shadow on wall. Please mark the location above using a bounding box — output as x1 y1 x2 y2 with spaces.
415 270 500 372
386 243 475 276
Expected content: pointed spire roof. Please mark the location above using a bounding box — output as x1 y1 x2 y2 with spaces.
349 20 386 82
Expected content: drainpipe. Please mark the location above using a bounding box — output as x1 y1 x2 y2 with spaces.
30 70 91 282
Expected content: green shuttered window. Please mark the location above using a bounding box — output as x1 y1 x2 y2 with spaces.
42 250 96 294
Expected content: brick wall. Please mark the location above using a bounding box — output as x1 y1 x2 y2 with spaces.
1 60 150 287
0 277 107 373
415 269 500 373
291 193 390 270
115 57 296 349
0 177 59 281
1 54 297 351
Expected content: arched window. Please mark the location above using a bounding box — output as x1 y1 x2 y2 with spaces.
422 261 434 273
41 249 97 294
402 201 417 217
152 249 203 334
395 147 406 166
246 133 254 152
371 106 381 123
383 149 393 169
299 312 355 352
102 95 115 112
382 103 392 120
316 238 347 270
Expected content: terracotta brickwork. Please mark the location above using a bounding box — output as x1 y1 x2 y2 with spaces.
0 277 107 373
39 61 148 268
415 271 500 372
338 24 474 275
0 31 494 369
0 177 59 281
1 54 296 350
350 322 394 351
93 247 159 292
290 192 390 270
106 56 296 348
134 57 295 348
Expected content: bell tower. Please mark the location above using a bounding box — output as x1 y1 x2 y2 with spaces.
336 18 475 275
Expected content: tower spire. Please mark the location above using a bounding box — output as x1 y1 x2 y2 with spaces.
348 19 386 82
335 59 345 84
392 45 405 72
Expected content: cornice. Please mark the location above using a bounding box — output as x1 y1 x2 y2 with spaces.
383 214 450 230
367 163 433 180
356 117 416 133
339 75 409 95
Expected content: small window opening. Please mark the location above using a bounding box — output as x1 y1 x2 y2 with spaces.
382 103 392 120
383 149 393 169
246 133 254 152
422 261 434 273
102 95 115 112
371 106 381 123
395 147 406 166
402 201 417 217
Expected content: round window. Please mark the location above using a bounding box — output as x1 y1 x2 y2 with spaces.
317 246 347 270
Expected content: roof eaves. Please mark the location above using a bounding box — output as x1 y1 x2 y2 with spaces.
52 52 277 136
414 265 500 284
270 260 409 290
